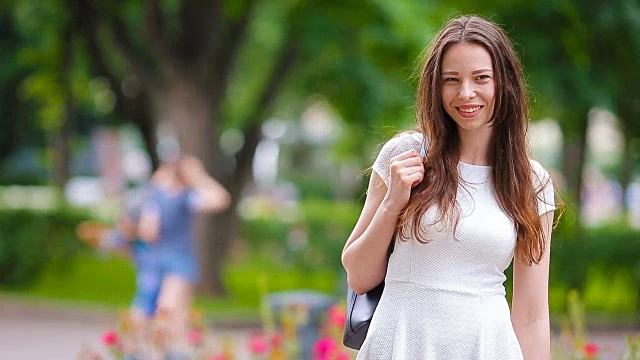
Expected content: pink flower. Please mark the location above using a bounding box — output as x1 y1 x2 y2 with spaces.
336 352 351 360
584 343 598 356
101 330 119 347
248 332 268 354
187 328 204 346
313 337 337 358
328 305 346 328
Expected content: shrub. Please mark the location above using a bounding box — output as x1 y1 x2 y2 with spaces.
242 198 640 316
551 223 640 315
241 199 360 274
0 207 89 286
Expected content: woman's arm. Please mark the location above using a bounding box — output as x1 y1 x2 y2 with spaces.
116 216 137 242
341 149 423 294
138 201 161 243
180 156 231 214
511 211 555 360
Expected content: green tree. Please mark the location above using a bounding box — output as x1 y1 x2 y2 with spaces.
590 0 640 216
0 4 45 182
34 0 445 295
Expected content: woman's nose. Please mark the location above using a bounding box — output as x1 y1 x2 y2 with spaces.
458 81 476 100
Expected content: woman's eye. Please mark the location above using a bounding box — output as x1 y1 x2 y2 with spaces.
477 75 490 80
444 77 458 82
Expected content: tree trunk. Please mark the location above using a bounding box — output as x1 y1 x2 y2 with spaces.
130 95 160 171
52 115 73 188
151 79 232 295
200 205 239 295
191 37 297 294
150 79 265 295
619 134 634 218
202 121 262 295
52 28 75 188
560 108 589 228
617 102 638 221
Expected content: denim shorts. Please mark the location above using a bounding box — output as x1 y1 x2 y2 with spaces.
130 248 198 316
159 251 199 284
131 260 162 317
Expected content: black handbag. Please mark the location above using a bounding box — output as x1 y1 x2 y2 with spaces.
342 238 395 350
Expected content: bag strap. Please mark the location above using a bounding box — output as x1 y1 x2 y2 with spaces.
387 234 395 256
419 136 427 158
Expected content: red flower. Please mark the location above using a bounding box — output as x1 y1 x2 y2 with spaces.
270 332 283 348
248 332 269 354
584 342 598 356
101 330 119 346
187 328 204 346
328 305 346 328
313 337 337 358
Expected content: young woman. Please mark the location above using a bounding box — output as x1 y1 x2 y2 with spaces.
342 15 558 359
138 155 230 356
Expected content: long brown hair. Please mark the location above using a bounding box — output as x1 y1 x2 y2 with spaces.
402 15 549 265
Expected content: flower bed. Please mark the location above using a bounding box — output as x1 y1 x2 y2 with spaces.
79 300 355 360
80 291 639 360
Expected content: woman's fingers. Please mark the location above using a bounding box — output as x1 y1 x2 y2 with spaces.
383 148 425 212
389 149 424 188
397 166 424 187
390 160 423 175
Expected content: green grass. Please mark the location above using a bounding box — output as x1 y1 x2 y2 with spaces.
1 251 136 306
223 257 341 306
0 251 137 317
0 251 342 323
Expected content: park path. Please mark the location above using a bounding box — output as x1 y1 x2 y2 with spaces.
0 295 256 359
0 295 636 359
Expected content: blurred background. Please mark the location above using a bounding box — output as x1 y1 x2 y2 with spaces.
0 0 638 359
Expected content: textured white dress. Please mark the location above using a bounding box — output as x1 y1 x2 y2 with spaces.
357 133 556 360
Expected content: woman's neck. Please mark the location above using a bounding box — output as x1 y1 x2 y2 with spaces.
457 128 493 166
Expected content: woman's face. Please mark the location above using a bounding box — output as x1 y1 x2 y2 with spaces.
440 42 496 138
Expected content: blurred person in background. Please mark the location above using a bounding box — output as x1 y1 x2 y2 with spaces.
342 15 558 359
137 147 230 358
77 175 162 355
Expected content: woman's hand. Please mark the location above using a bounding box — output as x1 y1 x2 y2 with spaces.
116 216 137 241
177 156 206 187
176 155 231 214
383 149 424 213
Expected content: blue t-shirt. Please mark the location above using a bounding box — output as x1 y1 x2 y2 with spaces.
142 185 202 257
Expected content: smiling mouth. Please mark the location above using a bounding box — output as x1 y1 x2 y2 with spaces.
457 106 482 113
456 105 483 118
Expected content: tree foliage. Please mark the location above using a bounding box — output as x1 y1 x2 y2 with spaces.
453 0 640 217
5 0 640 293
15 0 444 294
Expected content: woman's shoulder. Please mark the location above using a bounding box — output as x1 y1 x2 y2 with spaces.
528 159 553 189
528 159 549 175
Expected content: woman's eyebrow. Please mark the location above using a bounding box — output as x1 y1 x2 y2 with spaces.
441 68 493 76
472 68 493 74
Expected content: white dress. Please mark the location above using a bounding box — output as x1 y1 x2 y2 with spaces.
357 133 556 360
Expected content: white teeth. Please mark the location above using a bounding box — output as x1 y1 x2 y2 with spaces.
459 106 481 113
